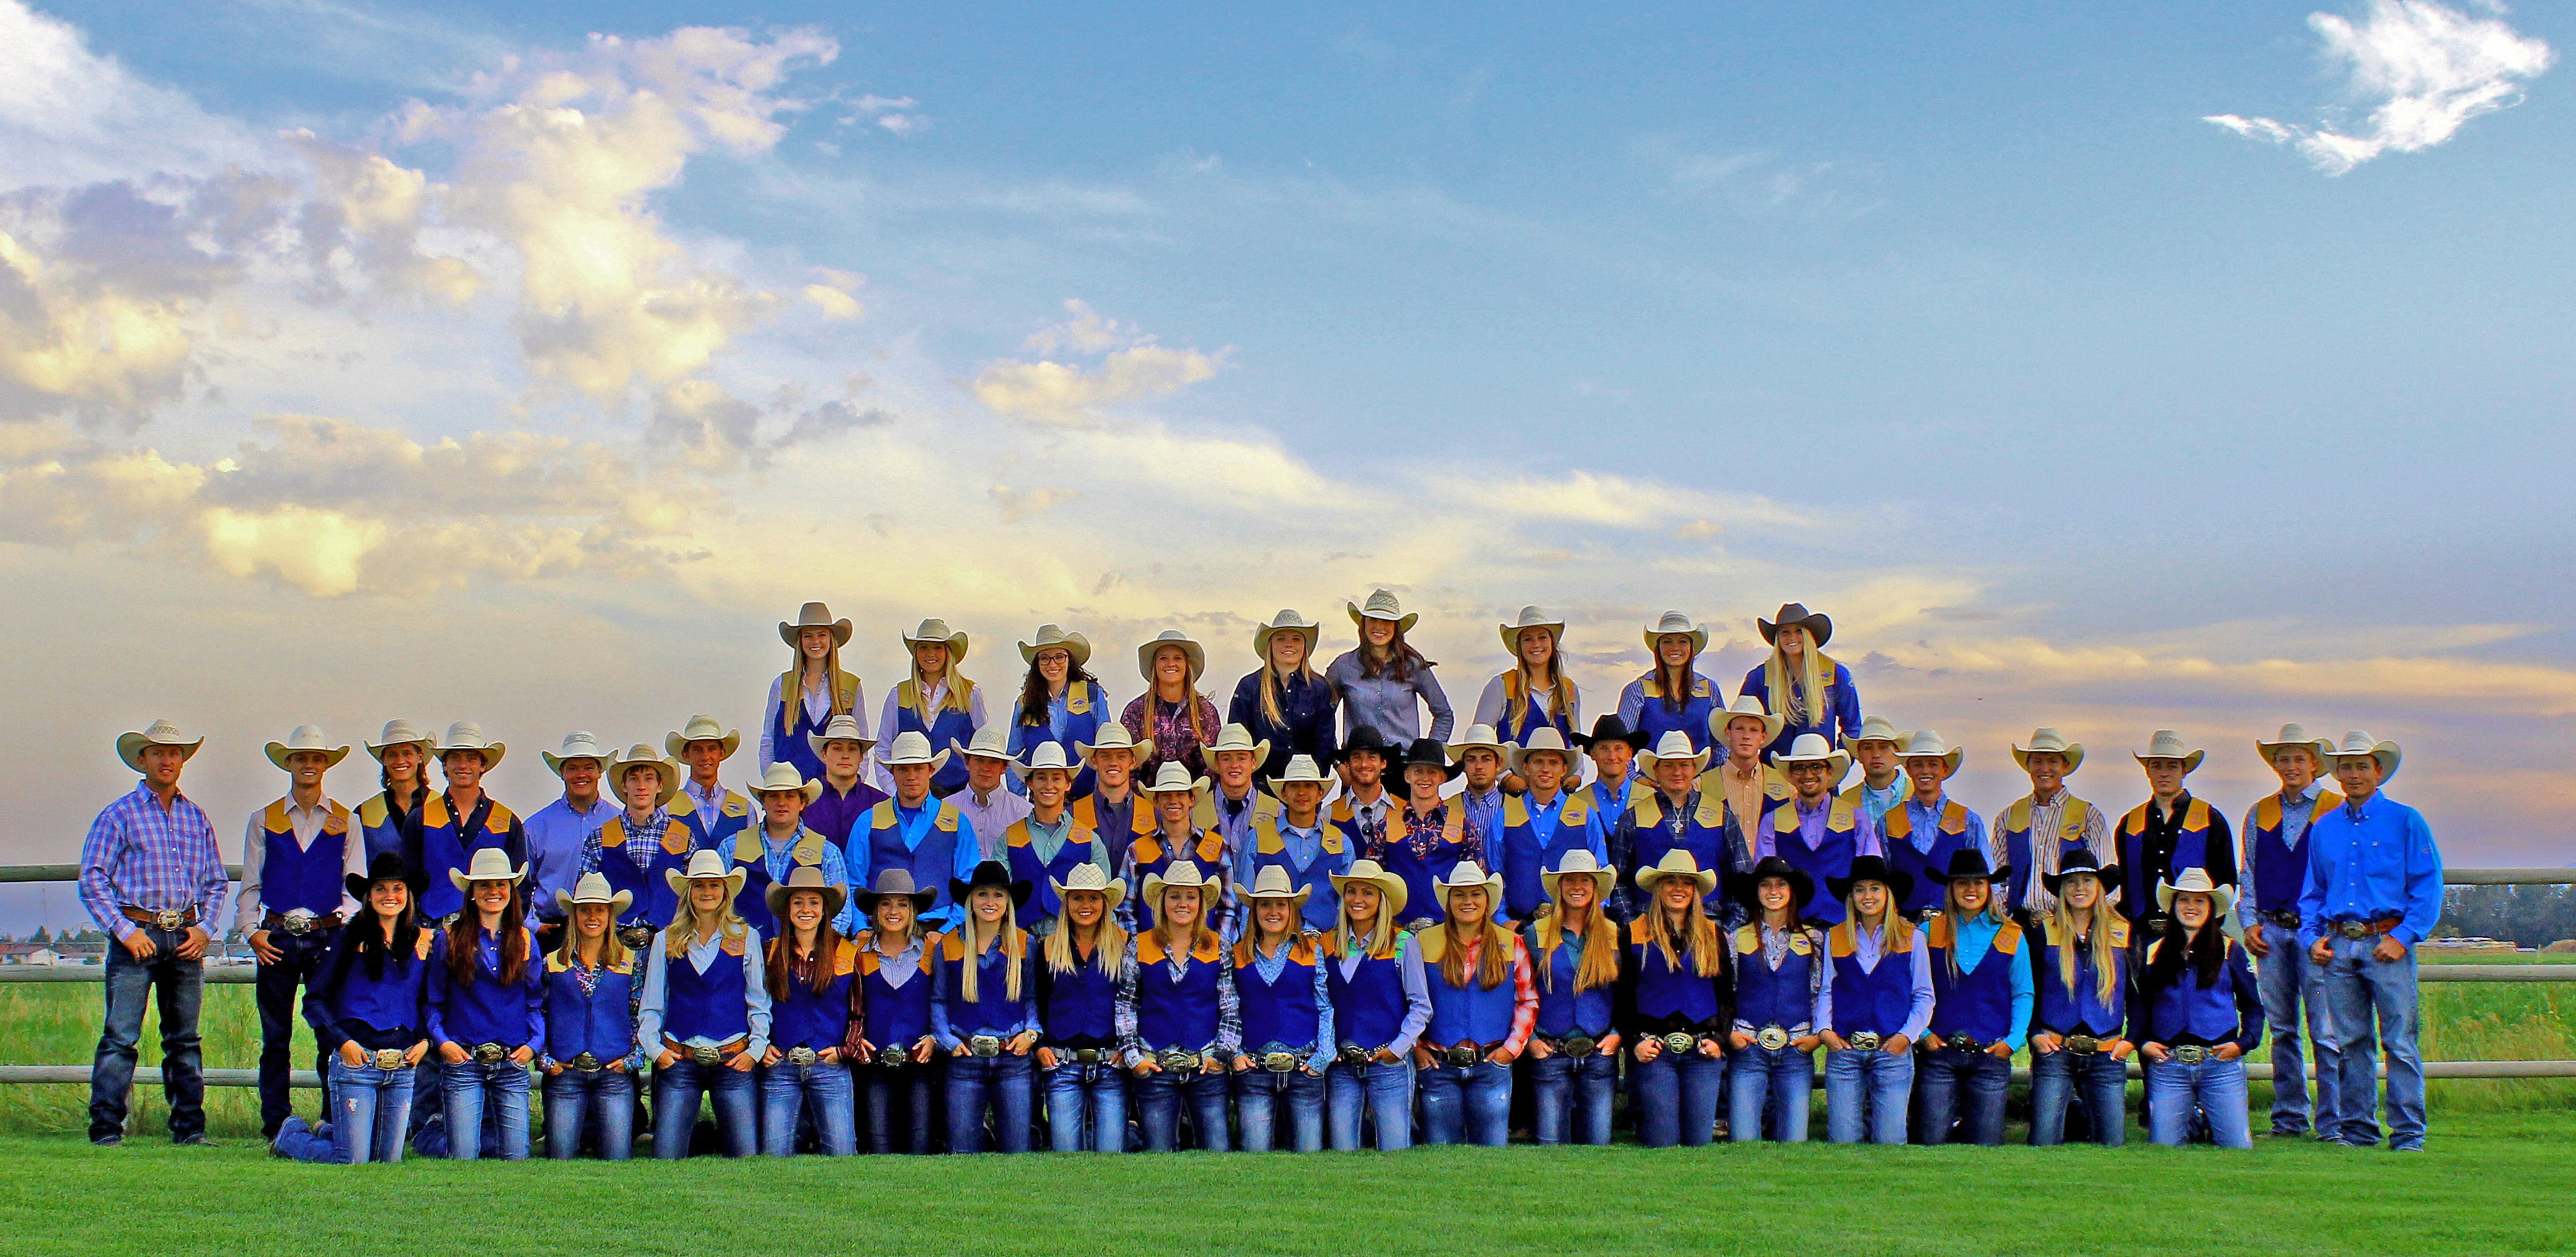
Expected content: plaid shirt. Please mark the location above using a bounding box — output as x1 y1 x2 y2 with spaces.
80 781 229 940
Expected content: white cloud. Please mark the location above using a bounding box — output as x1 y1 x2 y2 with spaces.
2206 1 2556 174
0 0 278 191
972 301 1230 426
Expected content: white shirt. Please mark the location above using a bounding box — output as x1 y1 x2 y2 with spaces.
231 795 361 937
955 783 1033 861
682 779 728 834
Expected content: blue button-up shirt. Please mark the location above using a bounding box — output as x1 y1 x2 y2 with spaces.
1856 777 1908 831
2297 792 2443 949
1899 792 1987 856
524 794 613 921
80 782 229 941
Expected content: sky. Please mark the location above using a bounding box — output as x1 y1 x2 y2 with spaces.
0 1 2567 931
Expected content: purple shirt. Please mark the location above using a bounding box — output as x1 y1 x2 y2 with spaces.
81 781 230 941
805 778 890 851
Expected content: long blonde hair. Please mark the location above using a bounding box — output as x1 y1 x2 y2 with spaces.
1232 901 1305 968
789 641 858 718
2049 875 2126 1004
1531 884 1618 993
1762 644 1834 726
665 889 746 959
1502 639 1578 734
557 912 633 973
1328 893 1400 962
958 911 1028 1004
906 644 974 717
1647 892 1723 978
1257 640 1323 729
1044 899 1127 978
1843 893 1916 952
1438 906 1517 991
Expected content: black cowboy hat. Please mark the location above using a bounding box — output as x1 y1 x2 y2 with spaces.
949 860 1034 909
1826 853 1913 906
1337 726 1398 766
1736 855 1815 912
1932 847 2010 886
345 850 427 902
2041 848 2124 896
1758 602 1833 649
852 867 932 916
1571 715 1645 752
1398 737 1462 781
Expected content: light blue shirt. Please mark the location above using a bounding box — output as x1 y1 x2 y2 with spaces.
1325 651 1455 743
635 925 774 1059
1828 921 1937 1042
1946 914 2034 1051
1856 777 1909 831
523 795 612 919
1900 792 1987 857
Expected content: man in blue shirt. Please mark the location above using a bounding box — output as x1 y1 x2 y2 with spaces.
528 733 616 952
2297 731 2442 1153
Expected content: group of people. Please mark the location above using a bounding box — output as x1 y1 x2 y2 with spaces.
75 595 2443 1160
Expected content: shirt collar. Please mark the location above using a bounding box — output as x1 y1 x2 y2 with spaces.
2286 781 2322 805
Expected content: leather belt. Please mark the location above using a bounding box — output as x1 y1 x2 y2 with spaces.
121 906 198 931
1945 1034 1987 1054
2172 1044 2211 1065
1846 1031 1883 1051
264 909 344 936
666 1036 748 1067
2263 910 2300 929
1338 1042 1374 1067
1551 1032 1599 1059
969 1034 1005 1059
2336 917 2399 940
471 1041 517 1064
1443 1041 1496 1067
567 1052 607 1072
1050 1046 1108 1066
2063 1034 2101 1055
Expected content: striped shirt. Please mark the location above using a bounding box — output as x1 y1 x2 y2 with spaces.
80 781 229 941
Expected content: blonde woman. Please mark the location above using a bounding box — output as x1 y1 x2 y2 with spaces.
1821 856 1931 1145
1622 850 1728 1148
1738 603 1860 758
1321 859 1430 1150
2029 850 2134 1146
1036 865 1130 1153
874 618 985 798
1118 861 1240 1151
1230 866 1334 1152
1525 851 1621 1146
1122 629 1222 780
1412 863 1534 1147
1229 610 1337 780
541 873 639 1160
638 850 771 1159
1476 606 1583 761
932 861 1039 1153
763 601 867 782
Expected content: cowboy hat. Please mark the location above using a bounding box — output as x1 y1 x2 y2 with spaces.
1757 602 1833 649
1400 738 1463 781
556 870 635 919
265 725 351 772
746 761 824 804
2156 867 2238 920
2011 728 2085 774
434 721 506 769
1017 623 1092 668
954 725 1015 763
1634 850 1718 896
2132 730 2205 776
1541 850 1616 902
1049 862 1126 911
1337 726 1399 766
804 713 876 760
665 848 746 898
607 743 681 808
1329 858 1408 917
779 601 853 648
1769 732 1851 789
1140 761 1204 795
2322 729 2401 782
115 719 203 774
852 868 931 916
1012 741 1079 781
1571 715 1645 753
1931 848 2009 887
1641 610 1709 655
1736 855 1815 913
541 731 611 776
346 850 427 902
1443 724 1509 764
902 617 969 662
1713 695 1785 744
2257 723 2340 769
1239 864 1313 909
1253 608 1323 661
875 730 951 774
2042 849 2124 896
1897 728 1964 775
1841 714 1902 751
1074 723 1145 766
449 847 528 893
1634 730 1712 774
1505 726 1581 774
1272 754 1332 786
1137 629 1207 683
765 865 846 924
1141 860 1219 916
1204 723 1272 765
1497 605 1565 656
1347 588 1419 634
664 715 739 762
365 719 435 761
1826 853 1912 906
1431 861 1504 908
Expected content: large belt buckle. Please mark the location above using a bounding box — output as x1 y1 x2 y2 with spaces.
1757 1025 1791 1052
2174 1044 2210 1065
370 1048 407 1072
969 1034 1003 1059
1158 1049 1202 1074
1847 1031 1882 1052
2267 910 2301 930
1338 1042 1372 1067
1948 1035 1984 1054
1442 1042 1482 1068
617 924 655 949
153 909 186 932
473 1042 509 1064
689 1043 725 1067
1073 1047 1104 1066
570 1052 603 1072
1262 1051 1299 1075
1558 1034 1596 1059
434 911 461 929
786 1046 819 1067
1660 1031 1698 1057
280 909 318 935
2337 920 2371 940
2064 1034 2100 1056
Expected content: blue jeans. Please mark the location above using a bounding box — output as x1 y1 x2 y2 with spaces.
441 1058 532 1160
865 1063 937 1153
1633 1050 1723 1148
544 1067 635 1159
1726 1044 1815 1143
2257 934 2344 1136
2147 1056 2253 1148
1234 1066 1326 1151
1044 1059 1128 1152
1325 1059 1415 1151
1418 1059 1512 1146
1913 1047 2009 1145
88 927 205 1143
946 1053 1033 1153
760 1059 857 1156
1136 1064 1232 1151
1823 1046 1912 1144
654 1057 758 1157
1530 1049 1617 1145
2029 1046 2128 1146
274 1057 416 1163
2322 936 2424 1149
253 930 336 1136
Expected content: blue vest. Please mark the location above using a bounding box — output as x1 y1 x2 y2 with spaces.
1492 673 1574 746
1525 921 1615 1036
1495 792 1602 922
769 938 858 1051
660 929 753 1044
1731 924 1820 1029
330 932 432 1033
1629 791 1731 916
1826 921 1918 1039
1005 819 1107 929
542 953 635 1063
1134 932 1224 1051
2146 935 2252 1044
258 799 352 917
1012 679 1105 799
1769 800 1862 926
1627 917 1723 1026
1039 944 1120 1044
2117 798 2216 916
355 792 414 864
1351 804 1468 927
1125 828 1227 934
593 811 704 929
2037 919 2131 1036
431 925 539 1047
1245 819 1350 933
1630 672 1719 753
1882 799 1973 917
937 931 1031 1039
2248 791 2341 914
1328 939 1411 1051
1926 916 2022 1042
858 935 936 1046
417 795 521 922
1738 660 1853 759
1418 928 1521 1046
729 827 830 936
1235 939 1324 1051
768 669 860 787
1994 795 2099 912
862 800 966 920
686 788 754 855
895 680 979 795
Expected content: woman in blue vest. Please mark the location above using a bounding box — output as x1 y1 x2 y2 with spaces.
1321 858 1430 1150
851 869 939 1154
1492 728 1611 923
588 744 704 952
1124 763 1229 936
357 720 434 864
2138 868 2262 1149
1623 850 1729 1148
2029 850 2134 1146
1229 610 1338 781
1118 860 1239 1151
1008 624 1110 799
1474 606 1582 768
1413 863 1535 1147
763 601 865 784
1627 731 1727 917
1525 850 1620 1145
1005 743 1114 932
875 618 985 799
761 866 859 1156
638 849 770 1158
539 873 639 1160
1737 603 1861 759
1820 855 1930 1144
1617 612 1725 755
271 852 431 1164
1915 848 2032 1146
1230 865 1334 1151
1726 856 1826 1142
1037 863 1129 1152
933 860 1040 1153
422 848 543 1160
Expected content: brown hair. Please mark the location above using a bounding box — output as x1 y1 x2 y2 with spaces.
764 912 847 1000
1531 891 1619 993
1438 906 1517 990
1359 624 1433 684
1647 893 1723 979
447 883 531 987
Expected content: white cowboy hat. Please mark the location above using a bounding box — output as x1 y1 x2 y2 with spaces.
1239 864 1313 909
265 725 351 772
954 725 1015 763
664 715 739 762
1634 730 1712 774
2256 723 2338 768
1272 754 1332 786
435 721 506 769
1505 726 1581 773
746 761 824 804
1328 858 1408 917
2010 728 2085 774
1432 861 1504 907
2322 729 2402 782
1347 588 1419 634
1541 849 1616 902
2132 730 2205 776
607 743 681 808
1497 605 1565 656
1012 741 1078 781
1634 849 1718 896
902 617 970 662
665 847 746 898
554 870 634 918
805 713 876 759
779 601 853 648
1897 728 1964 775
2156 867 2239 921
365 719 435 761
1769 732 1852 788
876 730 952 772
1137 629 1207 683
1445 723 1510 763
1253 609 1323 661
448 847 528 892
117 719 203 773
1049 862 1125 911
1841 714 1902 750
1018 623 1092 668
1142 860 1220 916
1713 694 1785 744
1140 761 1204 795
1204 722 1272 765
1074 723 1145 766
541 731 611 776
1641 610 1708 655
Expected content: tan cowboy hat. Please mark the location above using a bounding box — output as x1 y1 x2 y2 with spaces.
1432 861 1504 909
265 725 351 772
1641 610 1708 655
607 743 681 808
765 865 847 924
664 715 740 762
1204 722 1271 765
1757 602 1833 649
805 713 876 760
1140 761 1204 795
1137 629 1207 682
1897 728 1964 774
2256 723 2338 769
1075 723 1145 766
1253 609 1323 660
117 719 203 773
1713 694 1785 744
1505 726 1581 773
541 731 611 776
1018 623 1092 668
1445 723 1510 763
1049 862 1127 911
1634 849 1717 896
2010 728 2085 774
365 719 435 761
1329 858 1408 917
746 761 824 804
1841 714 1902 750
2132 729 2205 776
2322 729 2401 782
2155 867 2238 921
665 847 747 898
435 721 506 769
449 847 528 892
954 725 1015 763
902 617 970 662
1635 730 1712 774
1497 605 1565 656
1347 588 1419 634
1272 754 1332 786
555 871 634 918
1541 849 1616 901
779 601 853 648
1239 864 1313 909
1769 732 1852 788
1011 741 1078 781
875 730 951 772
1142 860 1221 916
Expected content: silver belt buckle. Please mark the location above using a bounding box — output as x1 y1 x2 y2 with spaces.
1948 1035 1984 1054
370 1048 407 1072
689 1043 725 1067
1660 1031 1698 1057
473 1042 508 1064
1847 1031 1882 1051
1443 1043 1482 1067
281 909 318 935
1756 1025 1790 1052
617 924 655 949
1262 1051 1299 1074
786 1046 819 1067
1158 1049 1202 1074
2174 1044 2209 1065
1073 1047 1103 1066
1338 1042 1372 1066
2064 1034 2100 1055
2337 920 2371 940
1558 1034 1596 1059
569 1052 603 1072
2266 910 2300 929
969 1034 1003 1059
153 909 186 932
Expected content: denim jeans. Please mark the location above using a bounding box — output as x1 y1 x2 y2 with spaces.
274 1057 416 1163
1135 1065 1232 1151
2256 936 2341 1136
88 927 205 1143
1530 1049 1617 1145
1418 1059 1513 1146
654 1057 758 1157
1822 1046 1912 1144
760 1059 857 1156
865 1063 937 1154
2147 1056 2253 1148
2029 1046 2128 1146
1912 1047 2009 1145
946 1053 1034 1153
253 930 337 1136
442 1057 532 1160
1325 1059 1415 1151
1632 1050 1723 1148
1044 1060 1129 1152
544 1067 635 1159
1234 1066 1326 1151
1725 1044 1814 1142
2322 936 2425 1149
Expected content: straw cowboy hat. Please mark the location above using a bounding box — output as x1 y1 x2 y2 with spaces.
1272 754 1332 786
666 848 746 898
1018 623 1092 668
2042 848 2124 896
1204 723 1271 765
747 761 824 804
1401 738 1463 781
1253 608 1323 660
1757 602 1833 649
541 731 611 776
664 715 740 762
347 850 427 901
1049 862 1126 911
1140 761 1204 795
1541 850 1617 902
1444 723 1509 764
1074 723 1145 766
779 601 853 648
1505 726 1581 773
1572 715 1645 753
902 617 970 662
1497 605 1565 656
2132 730 2205 776
116 719 204 773
1641 610 1708 655
806 713 876 759
1431 861 1504 909
1141 860 1219 916
1897 728 1965 774
1239 864 1313 909
1635 730 1711 774
765 865 846 924
365 719 435 761
265 725 351 772
853 868 930 916
1329 858 1408 918
1769 733 1851 789
1634 850 1718 896
556 870 635 919
607 743 681 808
1842 714 1902 751
2156 867 2238 921
1347 588 1418 633
875 730 951 774
449 847 528 892
955 725 1014 763
2257 723 2339 768
2011 728 2085 774
1137 629 1207 682
1714 694 1786 744
1932 848 2009 888
435 721 507 769
1736 854 1816 914
1826 854 1912 907
2322 729 2402 782
1013 741 1079 781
